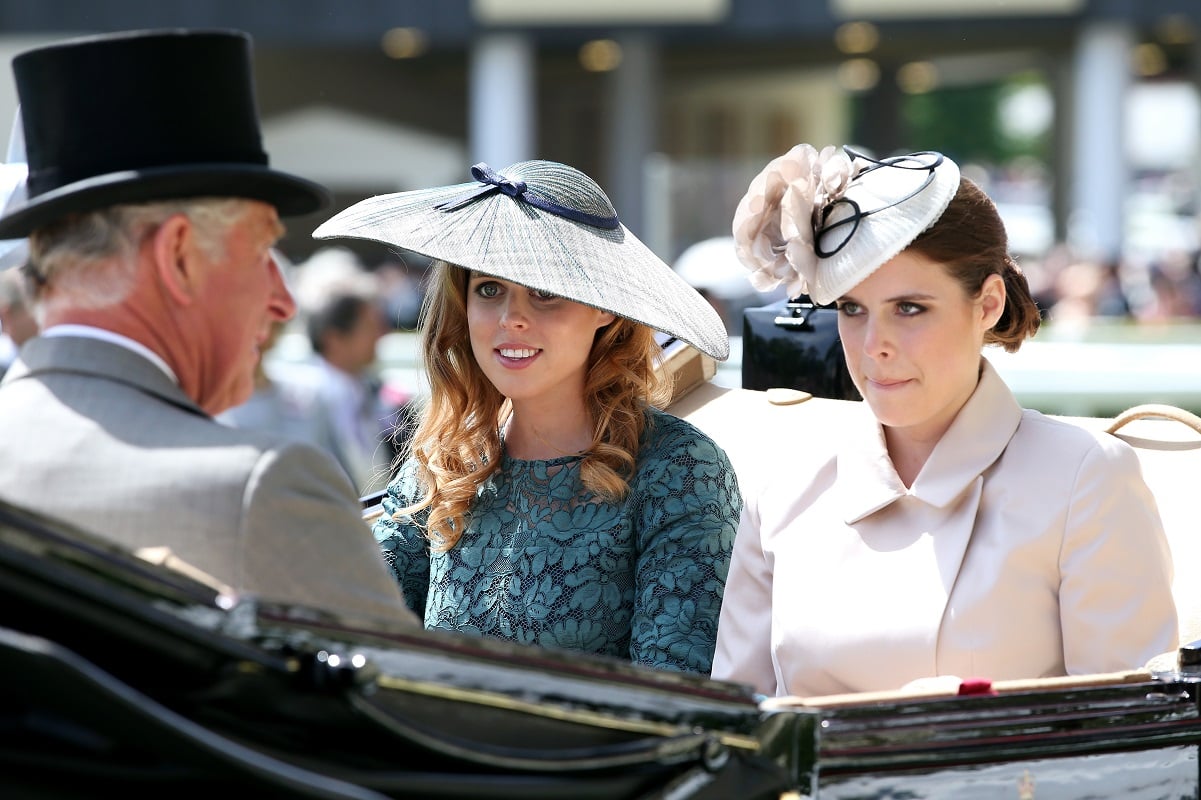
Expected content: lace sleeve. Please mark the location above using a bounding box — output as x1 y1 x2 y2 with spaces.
371 458 431 619
629 415 741 673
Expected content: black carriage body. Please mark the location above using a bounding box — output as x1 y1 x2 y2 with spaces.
762 682 1201 798
0 499 783 799
3 498 1201 798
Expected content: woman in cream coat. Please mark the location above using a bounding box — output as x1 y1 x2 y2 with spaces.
713 146 1177 698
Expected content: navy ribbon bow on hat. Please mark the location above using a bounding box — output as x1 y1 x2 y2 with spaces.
434 162 620 230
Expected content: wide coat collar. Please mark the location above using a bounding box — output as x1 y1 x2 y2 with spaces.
2 334 208 419
835 359 1023 524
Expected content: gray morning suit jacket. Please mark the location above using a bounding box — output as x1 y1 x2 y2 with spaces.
0 335 412 626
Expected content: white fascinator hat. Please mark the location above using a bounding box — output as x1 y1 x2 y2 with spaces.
732 145 960 306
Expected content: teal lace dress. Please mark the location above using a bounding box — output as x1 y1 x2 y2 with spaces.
374 409 740 674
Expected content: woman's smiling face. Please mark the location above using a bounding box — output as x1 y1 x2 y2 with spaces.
466 273 614 406
836 250 1004 445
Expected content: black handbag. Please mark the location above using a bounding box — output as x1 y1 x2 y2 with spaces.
741 296 860 400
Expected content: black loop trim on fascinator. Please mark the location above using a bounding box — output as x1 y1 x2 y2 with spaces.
800 146 960 306
814 149 945 259
434 162 621 230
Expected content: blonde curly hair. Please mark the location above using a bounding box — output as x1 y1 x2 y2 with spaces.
397 261 673 550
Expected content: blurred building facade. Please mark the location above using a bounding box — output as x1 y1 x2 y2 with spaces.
0 0 1198 269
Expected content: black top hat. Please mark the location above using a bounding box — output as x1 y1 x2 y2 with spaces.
0 28 329 239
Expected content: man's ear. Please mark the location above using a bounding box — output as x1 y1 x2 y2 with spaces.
151 214 198 306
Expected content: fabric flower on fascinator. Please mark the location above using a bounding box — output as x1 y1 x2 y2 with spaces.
732 144 854 297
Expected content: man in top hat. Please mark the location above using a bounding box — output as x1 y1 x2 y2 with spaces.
0 29 414 626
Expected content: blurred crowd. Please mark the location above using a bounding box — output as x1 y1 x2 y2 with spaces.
1023 245 1201 327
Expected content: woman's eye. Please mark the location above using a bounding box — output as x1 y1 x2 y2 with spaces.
836 301 862 316
474 281 501 298
897 302 924 315
533 290 559 301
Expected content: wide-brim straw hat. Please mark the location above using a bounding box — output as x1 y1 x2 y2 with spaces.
313 160 729 360
809 150 960 305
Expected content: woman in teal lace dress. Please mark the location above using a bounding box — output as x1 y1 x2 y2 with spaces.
314 159 740 673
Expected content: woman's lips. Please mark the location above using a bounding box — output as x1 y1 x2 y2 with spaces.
496 346 541 367
868 377 911 390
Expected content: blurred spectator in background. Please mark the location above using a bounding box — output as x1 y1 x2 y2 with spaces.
296 247 414 494
1047 259 1101 324
0 268 36 377
1139 263 1191 322
376 258 425 330
1093 259 1133 318
673 235 786 333
0 108 32 377
1048 257 1133 327
1136 252 1201 322
1184 254 1201 317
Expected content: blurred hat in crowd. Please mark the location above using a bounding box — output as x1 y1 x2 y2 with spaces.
292 246 380 314
0 28 329 239
733 144 960 306
673 236 760 300
0 109 29 271
314 160 729 361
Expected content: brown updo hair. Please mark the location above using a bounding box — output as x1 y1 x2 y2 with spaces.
908 177 1041 352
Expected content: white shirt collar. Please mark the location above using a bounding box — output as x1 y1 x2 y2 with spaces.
41 324 178 384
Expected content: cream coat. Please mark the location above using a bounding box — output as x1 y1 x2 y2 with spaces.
712 361 1178 697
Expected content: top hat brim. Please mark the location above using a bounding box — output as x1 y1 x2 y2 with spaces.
0 163 330 238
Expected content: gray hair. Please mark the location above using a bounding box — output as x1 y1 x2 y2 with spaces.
27 197 254 312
